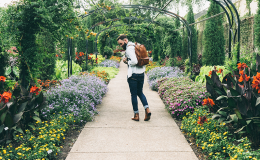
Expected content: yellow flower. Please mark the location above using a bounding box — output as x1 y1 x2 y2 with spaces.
0 157 2 159
3 150 6 154
202 147 205 150
234 155 238 158
209 153 213 156
17 152 22 155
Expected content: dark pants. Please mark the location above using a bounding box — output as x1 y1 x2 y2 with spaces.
127 73 149 113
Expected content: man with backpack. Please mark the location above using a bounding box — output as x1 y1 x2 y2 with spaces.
116 34 151 121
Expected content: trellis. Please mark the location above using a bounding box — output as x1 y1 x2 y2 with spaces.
66 2 241 77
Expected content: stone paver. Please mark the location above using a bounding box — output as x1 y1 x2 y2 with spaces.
66 60 198 160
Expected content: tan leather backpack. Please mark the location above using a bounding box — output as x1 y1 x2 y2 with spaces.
129 42 149 66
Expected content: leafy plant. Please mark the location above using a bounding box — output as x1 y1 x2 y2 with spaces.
195 65 229 83
54 60 82 80
0 77 47 145
205 61 260 148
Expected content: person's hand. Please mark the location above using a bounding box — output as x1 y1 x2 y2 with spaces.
123 57 128 64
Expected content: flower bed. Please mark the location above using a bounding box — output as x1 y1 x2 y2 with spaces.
42 75 108 123
146 66 184 91
158 77 209 120
110 56 121 63
98 59 120 68
91 66 119 80
0 113 75 159
181 107 260 160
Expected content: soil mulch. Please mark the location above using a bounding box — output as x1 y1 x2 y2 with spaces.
174 119 208 160
56 124 85 160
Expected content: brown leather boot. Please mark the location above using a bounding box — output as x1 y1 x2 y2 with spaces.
131 113 139 121
144 108 151 121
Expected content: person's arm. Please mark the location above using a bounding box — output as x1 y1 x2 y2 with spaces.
126 46 138 66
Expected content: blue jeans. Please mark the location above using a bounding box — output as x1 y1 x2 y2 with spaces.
127 73 149 113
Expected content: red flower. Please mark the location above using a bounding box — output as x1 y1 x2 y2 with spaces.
208 71 212 77
252 72 260 93
30 86 41 95
0 76 6 82
238 74 250 82
237 63 248 71
202 98 215 107
197 116 207 125
90 53 93 55
55 54 59 57
217 69 223 74
0 92 12 103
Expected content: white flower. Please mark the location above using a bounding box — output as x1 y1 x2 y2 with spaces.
47 149 53 154
4 127 8 130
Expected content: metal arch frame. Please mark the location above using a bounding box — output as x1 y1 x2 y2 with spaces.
81 2 241 62
92 19 181 59
94 23 151 57
211 0 240 61
80 5 193 73
103 30 153 50
85 17 161 59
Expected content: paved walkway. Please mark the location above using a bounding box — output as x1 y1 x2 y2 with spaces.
66 61 198 160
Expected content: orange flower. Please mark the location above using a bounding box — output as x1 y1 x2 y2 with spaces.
55 54 58 57
237 63 248 71
252 72 260 93
208 71 212 77
202 98 215 107
217 69 223 74
239 70 244 75
197 116 207 125
30 86 41 95
238 74 250 82
0 92 12 103
0 76 6 82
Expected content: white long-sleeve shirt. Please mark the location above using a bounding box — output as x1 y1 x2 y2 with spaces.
125 41 145 78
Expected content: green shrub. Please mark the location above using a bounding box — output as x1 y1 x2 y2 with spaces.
0 52 9 77
187 5 198 64
103 46 113 59
202 0 225 65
